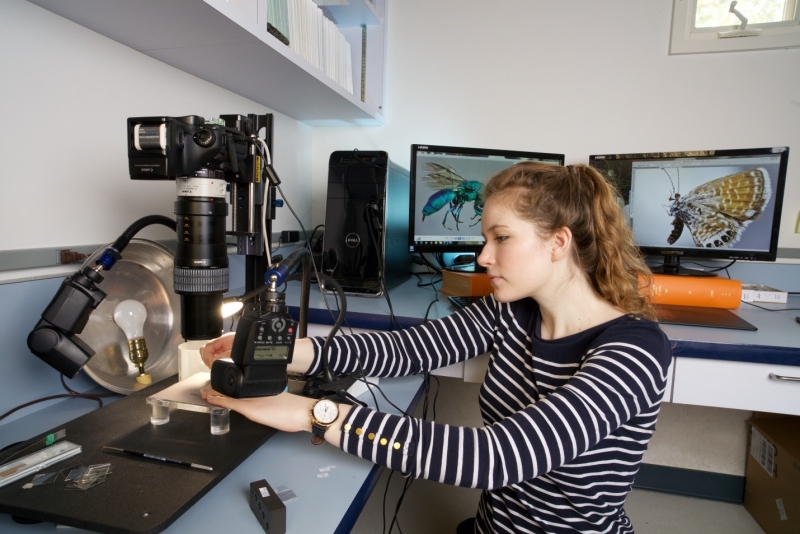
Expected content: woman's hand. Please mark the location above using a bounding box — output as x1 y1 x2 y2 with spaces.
201 387 316 433
200 332 236 369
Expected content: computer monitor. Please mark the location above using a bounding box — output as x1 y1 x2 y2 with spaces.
589 147 789 276
408 144 565 270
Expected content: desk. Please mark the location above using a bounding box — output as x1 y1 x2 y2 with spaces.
0 374 424 534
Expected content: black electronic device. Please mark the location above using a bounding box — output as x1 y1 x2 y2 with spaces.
321 150 411 296
27 265 107 377
408 144 564 272
210 249 310 398
589 147 789 277
127 114 276 340
211 298 297 398
249 479 286 534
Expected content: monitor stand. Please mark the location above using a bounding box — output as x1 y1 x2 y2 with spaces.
650 255 716 277
447 262 487 273
446 250 487 273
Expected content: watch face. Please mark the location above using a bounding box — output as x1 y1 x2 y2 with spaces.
313 400 339 424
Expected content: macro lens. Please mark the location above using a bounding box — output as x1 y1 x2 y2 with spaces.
173 178 229 340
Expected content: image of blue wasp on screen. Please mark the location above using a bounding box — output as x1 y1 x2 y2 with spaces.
408 144 564 272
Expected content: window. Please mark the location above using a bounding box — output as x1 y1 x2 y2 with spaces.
671 0 800 54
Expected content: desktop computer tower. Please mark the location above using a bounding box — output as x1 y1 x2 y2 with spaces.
321 151 411 296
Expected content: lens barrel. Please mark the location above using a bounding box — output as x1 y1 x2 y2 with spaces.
174 193 229 340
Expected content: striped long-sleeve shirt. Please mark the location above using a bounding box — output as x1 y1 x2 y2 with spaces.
307 296 672 533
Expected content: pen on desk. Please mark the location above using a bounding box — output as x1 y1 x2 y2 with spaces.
101 446 213 471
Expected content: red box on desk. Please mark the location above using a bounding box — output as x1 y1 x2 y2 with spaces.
743 415 800 534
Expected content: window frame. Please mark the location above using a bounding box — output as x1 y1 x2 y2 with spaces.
670 0 800 54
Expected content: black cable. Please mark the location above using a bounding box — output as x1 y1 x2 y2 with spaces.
276 183 384 408
110 215 177 253
421 269 442 324
706 259 737 272
343 372 380 411
275 183 352 338
429 375 440 421
413 273 442 288
388 477 414 534
0 375 115 423
416 253 442 274
365 207 403 330
275 162 435 532
382 470 396 534
345 373 410 416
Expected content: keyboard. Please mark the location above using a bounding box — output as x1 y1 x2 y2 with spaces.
447 295 483 309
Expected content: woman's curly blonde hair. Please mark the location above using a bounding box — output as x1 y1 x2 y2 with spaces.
484 162 656 320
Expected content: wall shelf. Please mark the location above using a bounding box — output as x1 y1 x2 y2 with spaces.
28 0 386 126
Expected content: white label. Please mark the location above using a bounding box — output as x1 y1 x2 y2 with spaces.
776 498 787 521
750 428 776 478
176 177 227 198
259 486 270 498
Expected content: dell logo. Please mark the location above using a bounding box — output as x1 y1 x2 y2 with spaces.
345 233 361 247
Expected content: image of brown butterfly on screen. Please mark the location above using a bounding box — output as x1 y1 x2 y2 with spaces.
660 167 772 248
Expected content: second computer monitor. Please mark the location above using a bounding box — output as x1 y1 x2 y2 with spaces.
408 144 564 261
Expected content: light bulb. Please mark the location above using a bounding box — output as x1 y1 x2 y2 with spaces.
221 299 244 318
113 299 151 384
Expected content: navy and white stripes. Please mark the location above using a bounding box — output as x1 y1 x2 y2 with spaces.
307 296 672 533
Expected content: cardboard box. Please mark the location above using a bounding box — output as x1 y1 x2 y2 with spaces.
743 416 800 534
439 270 493 297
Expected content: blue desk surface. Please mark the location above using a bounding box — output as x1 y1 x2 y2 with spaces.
288 277 800 367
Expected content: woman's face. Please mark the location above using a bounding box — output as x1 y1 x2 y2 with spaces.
477 193 557 303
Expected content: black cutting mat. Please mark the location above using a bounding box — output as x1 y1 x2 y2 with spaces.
0 375 275 534
655 304 757 331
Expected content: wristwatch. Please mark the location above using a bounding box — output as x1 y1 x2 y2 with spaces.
310 399 340 445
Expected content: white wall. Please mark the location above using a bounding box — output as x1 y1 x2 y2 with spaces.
0 0 313 252
311 0 800 250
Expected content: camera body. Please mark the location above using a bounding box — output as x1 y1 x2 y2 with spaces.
127 115 253 181
126 114 271 340
210 301 297 398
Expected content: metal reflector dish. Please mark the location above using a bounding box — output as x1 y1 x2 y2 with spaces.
80 239 181 394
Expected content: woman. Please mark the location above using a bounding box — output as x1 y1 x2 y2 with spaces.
201 162 672 533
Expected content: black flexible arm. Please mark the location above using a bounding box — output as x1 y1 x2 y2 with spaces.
111 215 177 254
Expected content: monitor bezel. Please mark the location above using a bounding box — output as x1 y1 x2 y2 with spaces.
589 146 789 263
408 144 566 254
